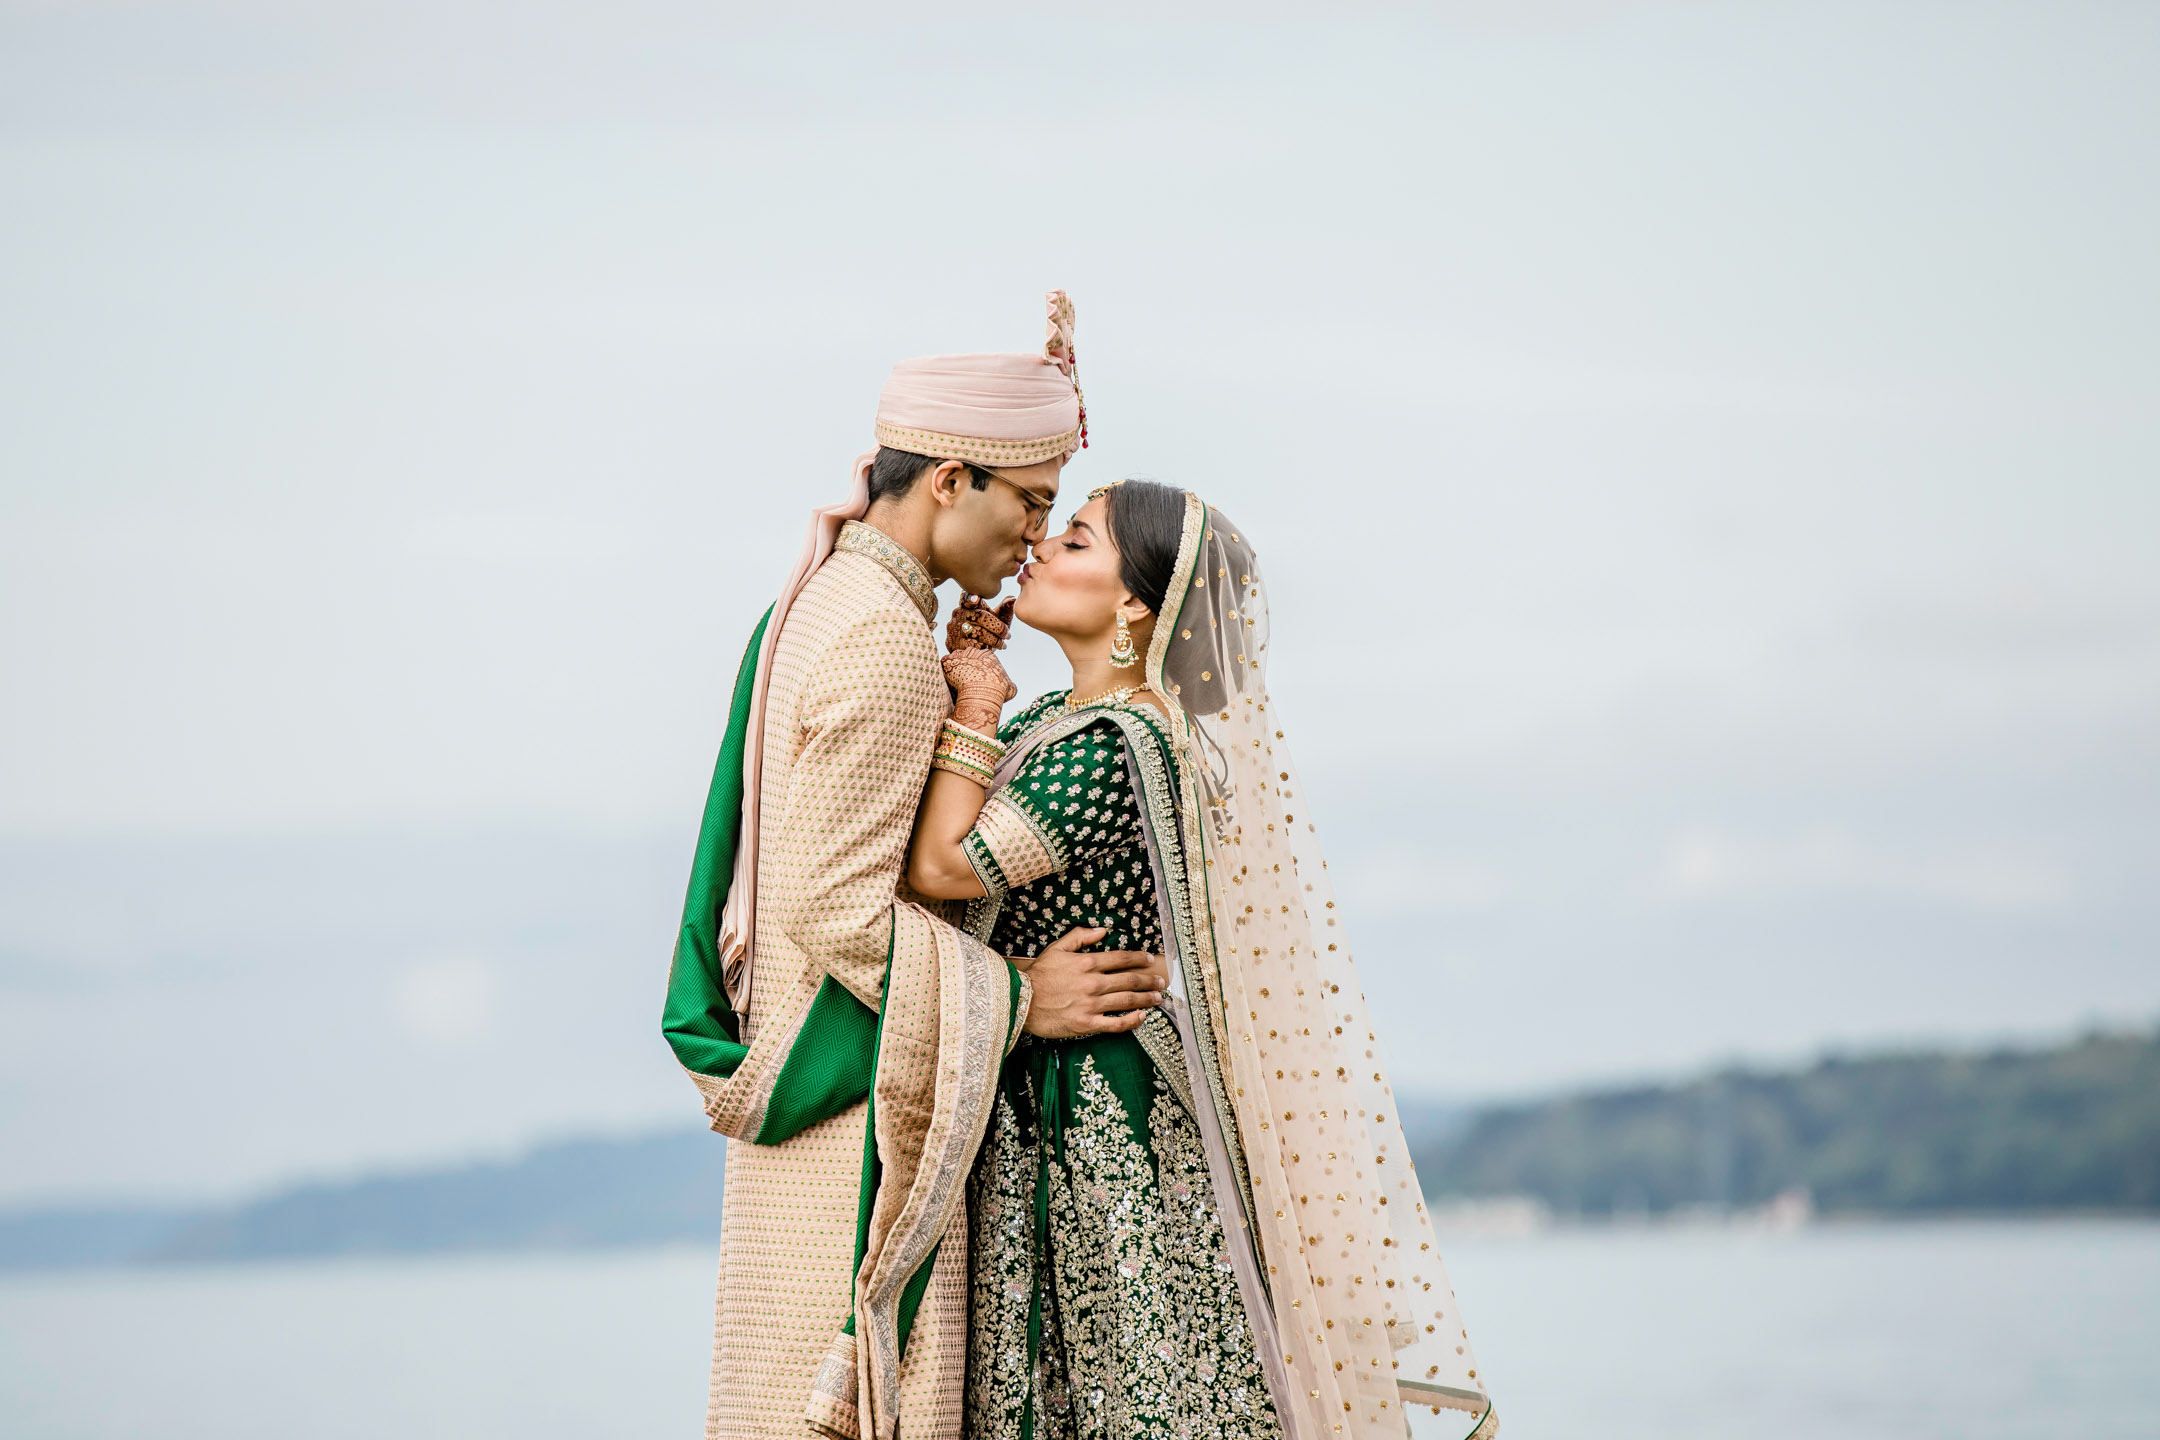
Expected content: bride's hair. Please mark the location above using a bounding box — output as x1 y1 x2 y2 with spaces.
1101 480 1189 615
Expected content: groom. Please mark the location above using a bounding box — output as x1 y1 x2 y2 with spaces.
663 294 1168 1440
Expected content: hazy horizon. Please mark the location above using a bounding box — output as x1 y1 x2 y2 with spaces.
3 2 2156 1204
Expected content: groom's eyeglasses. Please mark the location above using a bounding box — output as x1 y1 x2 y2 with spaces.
969 466 1055 530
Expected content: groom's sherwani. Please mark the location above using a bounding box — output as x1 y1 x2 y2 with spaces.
666 298 1085 1440
675 524 1027 1440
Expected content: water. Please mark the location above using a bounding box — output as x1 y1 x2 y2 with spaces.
1 1221 2154 1439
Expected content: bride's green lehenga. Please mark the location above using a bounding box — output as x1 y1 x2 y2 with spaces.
950 491 1494 1440
959 690 1283 1440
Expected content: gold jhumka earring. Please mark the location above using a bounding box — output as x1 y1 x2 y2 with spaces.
1108 612 1139 668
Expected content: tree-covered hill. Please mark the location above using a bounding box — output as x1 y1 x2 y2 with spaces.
6 1026 2154 1269
1415 1026 2160 1216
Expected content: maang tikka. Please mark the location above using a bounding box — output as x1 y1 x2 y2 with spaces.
1109 611 1139 669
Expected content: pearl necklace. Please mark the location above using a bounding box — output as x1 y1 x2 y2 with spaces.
1064 683 1142 711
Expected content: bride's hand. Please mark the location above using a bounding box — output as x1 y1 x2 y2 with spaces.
943 649 1016 733
946 594 1015 653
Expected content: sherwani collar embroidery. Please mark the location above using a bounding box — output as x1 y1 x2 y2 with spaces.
835 521 938 624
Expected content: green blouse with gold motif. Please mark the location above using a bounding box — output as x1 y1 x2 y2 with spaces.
962 690 1167 962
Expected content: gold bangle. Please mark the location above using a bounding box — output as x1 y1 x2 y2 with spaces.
932 719 1006 787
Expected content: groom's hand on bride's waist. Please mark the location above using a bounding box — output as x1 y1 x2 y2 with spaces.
1014 927 1168 1039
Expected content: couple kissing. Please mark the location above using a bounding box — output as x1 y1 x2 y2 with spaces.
662 292 1495 1440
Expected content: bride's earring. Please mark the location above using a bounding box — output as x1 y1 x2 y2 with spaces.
1108 611 1139 669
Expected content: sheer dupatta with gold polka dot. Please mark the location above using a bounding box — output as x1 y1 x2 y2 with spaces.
1151 491 1496 1440
978 490 1495 1439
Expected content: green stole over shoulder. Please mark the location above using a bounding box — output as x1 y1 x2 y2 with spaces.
659 609 943 1393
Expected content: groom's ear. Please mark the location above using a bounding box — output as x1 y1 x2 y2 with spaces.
925 460 974 510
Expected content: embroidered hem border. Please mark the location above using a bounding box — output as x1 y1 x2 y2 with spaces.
805 1331 861 1438
961 832 1009 909
968 791 1062 895
874 419 1081 468
833 522 938 624
853 909 1014 1440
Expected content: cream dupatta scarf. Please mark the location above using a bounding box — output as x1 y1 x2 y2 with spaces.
974 491 1497 1440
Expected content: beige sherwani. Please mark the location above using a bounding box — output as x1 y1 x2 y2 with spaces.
705 522 1015 1440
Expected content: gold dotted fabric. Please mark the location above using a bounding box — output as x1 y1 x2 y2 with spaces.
705 543 966 1440
834 522 936 624
1158 503 1494 1435
968 696 1169 962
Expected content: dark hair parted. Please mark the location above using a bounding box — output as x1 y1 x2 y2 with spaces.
865 447 991 507
1100 480 1189 617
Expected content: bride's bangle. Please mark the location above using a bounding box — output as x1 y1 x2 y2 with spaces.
931 719 1006 787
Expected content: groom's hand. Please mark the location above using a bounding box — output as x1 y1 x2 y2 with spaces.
1016 926 1169 1039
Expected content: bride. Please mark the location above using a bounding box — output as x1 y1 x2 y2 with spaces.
906 480 1496 1440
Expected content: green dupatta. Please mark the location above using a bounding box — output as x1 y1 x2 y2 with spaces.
658 609 943 1383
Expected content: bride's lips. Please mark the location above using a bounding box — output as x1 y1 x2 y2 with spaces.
1016 562 1034 584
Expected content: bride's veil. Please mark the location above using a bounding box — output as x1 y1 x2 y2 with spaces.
1140 491 1496 1440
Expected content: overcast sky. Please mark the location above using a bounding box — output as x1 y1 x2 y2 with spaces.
2 0 2156 1202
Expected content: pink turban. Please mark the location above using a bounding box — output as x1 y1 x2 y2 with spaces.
872 290 1086 466
716 291 1084 987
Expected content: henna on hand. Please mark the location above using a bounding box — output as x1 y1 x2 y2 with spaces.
943 649 1017 732
946 594 1016 653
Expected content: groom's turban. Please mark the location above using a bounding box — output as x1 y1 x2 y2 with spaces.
872 291 1087 466
714 290 1087 1018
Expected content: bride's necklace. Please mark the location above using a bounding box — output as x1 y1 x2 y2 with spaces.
1064 682 1141 711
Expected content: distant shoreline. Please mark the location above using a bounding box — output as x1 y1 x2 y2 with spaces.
8 1210 2160 1283
7 1025 2154 1272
